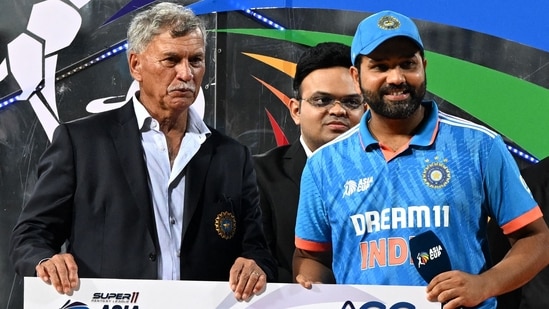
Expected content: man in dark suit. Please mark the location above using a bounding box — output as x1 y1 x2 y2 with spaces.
9 2 275 301
519 157 549 308
254 42 366 282
519 157 549 309
488 157 549 309
489 156 549 309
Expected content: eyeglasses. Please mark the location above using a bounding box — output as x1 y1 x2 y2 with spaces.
301 94 364 110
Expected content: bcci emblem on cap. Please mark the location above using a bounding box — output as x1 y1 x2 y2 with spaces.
378 15 400 30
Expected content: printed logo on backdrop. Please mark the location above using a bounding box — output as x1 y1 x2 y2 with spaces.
56 291 140 309
59 300 89 309
91 292 139 304
341 300 415 309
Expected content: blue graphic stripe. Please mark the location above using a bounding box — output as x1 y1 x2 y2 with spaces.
189 0 549 52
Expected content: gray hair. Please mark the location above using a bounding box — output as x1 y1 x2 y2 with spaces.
127 2 206 54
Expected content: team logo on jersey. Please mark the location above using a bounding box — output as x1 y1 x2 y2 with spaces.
343 180 358 197
422 160 451 189
343 177 373 197
215 211 236 239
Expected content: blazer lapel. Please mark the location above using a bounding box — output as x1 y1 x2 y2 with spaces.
283 142 308 187
182 135 213 239
110 102 158 242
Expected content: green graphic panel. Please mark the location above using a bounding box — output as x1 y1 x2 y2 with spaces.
426 52 549 158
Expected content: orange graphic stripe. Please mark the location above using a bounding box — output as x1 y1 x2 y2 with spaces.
242 52 296 78
251 75 291 109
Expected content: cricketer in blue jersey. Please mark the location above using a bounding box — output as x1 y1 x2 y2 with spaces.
293 10 549 309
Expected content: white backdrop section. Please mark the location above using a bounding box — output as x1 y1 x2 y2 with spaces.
25 277 439 308
86 80 206 119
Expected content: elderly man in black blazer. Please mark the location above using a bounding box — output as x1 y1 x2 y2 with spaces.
254 42 367 282
9 2 275 301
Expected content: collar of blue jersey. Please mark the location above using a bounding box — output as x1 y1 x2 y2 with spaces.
359 100 439 150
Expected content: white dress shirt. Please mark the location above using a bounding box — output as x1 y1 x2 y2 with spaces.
133 94 210 279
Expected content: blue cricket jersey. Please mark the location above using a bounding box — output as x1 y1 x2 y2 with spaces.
295 101 541 309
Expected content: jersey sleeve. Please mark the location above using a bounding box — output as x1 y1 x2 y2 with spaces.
295 159 332 251
485 136 542 235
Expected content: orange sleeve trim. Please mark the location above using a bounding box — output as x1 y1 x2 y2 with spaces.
295 237 331 252
501 206 543 235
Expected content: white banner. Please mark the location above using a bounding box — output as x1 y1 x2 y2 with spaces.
24 277 440 308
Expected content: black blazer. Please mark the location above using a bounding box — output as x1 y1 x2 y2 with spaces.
9 101 276 281
254 141 307 282
488 157 549 309
517 157 549 309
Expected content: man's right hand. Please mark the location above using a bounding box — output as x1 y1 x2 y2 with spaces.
35 253 79 294
295 273 316 289
293 248 335 289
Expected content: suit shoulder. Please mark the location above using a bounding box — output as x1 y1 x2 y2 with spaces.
522 156 549 184
206 126 252 155
64 103 130 128
207 126 240 144
254 145 292 164
255 144 292 158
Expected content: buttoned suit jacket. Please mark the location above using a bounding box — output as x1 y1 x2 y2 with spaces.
9 100 276 281
253 141 307 282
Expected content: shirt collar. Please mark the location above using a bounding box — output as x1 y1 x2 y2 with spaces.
299 135 314 158
132 91 211 138
133 92 150 131
186 104 211 139
358 100 439 150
